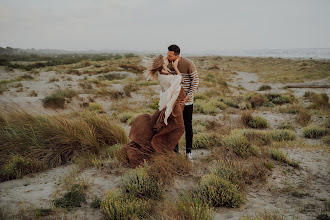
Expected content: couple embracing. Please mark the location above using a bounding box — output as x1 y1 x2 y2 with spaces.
121 45 199 168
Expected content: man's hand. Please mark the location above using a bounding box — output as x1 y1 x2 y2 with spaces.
180 95 189 106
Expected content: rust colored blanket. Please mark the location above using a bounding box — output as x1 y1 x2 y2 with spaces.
121 88 186 168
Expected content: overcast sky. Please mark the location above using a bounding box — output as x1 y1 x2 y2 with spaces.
0 0 329 53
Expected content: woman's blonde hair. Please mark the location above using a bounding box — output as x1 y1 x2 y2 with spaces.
142 55 164 80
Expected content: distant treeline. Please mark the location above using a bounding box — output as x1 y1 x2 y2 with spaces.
0 53 137 71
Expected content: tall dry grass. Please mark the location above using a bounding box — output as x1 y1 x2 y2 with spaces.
0 110 128 181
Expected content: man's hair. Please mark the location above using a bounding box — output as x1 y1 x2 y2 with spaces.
168 44 180 55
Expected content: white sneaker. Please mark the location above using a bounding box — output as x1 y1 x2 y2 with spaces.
186 152 193 160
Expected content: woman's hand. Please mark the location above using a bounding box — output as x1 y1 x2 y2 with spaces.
172 58 179 69
172 58 180 74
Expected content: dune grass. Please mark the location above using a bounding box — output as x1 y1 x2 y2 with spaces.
42 89 78 109
0 110 128 181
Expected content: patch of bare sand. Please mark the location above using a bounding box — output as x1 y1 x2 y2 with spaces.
0 164 124 219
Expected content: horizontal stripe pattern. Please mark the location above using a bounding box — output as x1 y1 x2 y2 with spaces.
181 70 199 105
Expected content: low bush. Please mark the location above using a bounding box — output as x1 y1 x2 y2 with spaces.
258 85 272 91
87 102 104 112
264 93 293 104
101 189 152 220
192 132 222 149
208 160 247 187
53 184 87 209
250 94 265 108
42 89 78 109
304 92 329 109
147 153 192 185
269 148 299 168
222 130 251 158
269 129 296 141
0 155 45 181
198 174 245 208
176 191 213 220
248 116 268 129
303 125 327 139
122 166 163 200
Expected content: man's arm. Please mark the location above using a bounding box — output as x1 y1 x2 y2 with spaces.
186 62 199 101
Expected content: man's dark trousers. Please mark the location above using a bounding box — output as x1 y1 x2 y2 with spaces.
174 104 193 154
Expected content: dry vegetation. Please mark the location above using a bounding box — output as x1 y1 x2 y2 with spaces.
0 54 329 219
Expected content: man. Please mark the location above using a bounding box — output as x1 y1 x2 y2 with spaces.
167 44 199 160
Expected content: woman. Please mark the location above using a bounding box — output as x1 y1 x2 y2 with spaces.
120 55 186 168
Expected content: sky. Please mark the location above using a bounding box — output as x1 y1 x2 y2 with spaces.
0 0 330 53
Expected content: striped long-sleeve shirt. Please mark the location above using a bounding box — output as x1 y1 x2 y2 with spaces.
168 57 199 105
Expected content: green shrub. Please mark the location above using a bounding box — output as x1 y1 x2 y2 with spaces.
239 129 272 146
53 184 87 209
192 132 222 149
122 166 163 200
101 189 152 220
219 97 238 108
303 125 327 139
117 111 135 123
198 174 245 208
263 102 276 108
87 102 104 112
269 129 296 141
265 93 293 104
258 85 272 91
222 130 250 158
208 160 246 187
42 89 78 109
0 155 45 180
193 99 224 115
268 148 299 168
239 102 252 110
177 191 213 220
248 116 268 129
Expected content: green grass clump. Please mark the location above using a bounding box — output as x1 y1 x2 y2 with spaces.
303 125 327 139
269 129 296 141
219 97 238 108
122 166 163 200
239 102 252 110
258 85 272 91
87 102 104 112
222 130 251 158
193 99 225 115
117 111 136 123
264 93 293 104
192 132 222 149
198 174 245 208
208 160 246 187
53 184 87 209
101 189 152 220
269 148 299 168
176 192 213 220
0 155 45 181
42 89 78 109
247 116 268 129
239 129 272 146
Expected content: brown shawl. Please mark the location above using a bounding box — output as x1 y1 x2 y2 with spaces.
121 88 186 168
